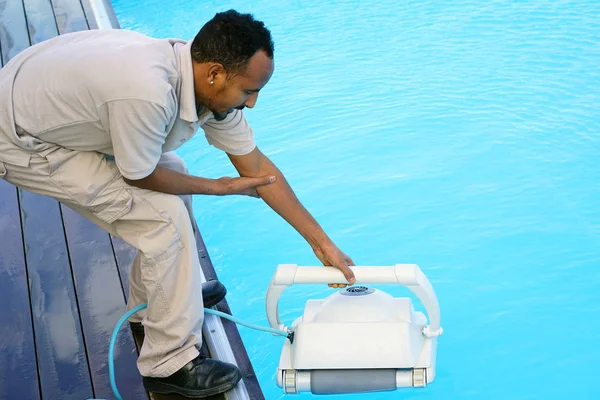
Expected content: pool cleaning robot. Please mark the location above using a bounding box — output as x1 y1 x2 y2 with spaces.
266 264 442 395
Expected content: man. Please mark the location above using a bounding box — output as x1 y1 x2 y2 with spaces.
0 9 356 398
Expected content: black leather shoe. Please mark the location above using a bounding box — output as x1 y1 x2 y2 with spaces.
129 279 227 336
143 355 242 398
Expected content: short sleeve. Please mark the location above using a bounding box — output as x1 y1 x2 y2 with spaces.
201 109 256 156
100 99 173 180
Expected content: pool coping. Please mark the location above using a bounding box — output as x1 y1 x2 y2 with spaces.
81 0 122 29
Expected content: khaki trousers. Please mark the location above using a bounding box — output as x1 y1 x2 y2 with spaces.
0 147 204 377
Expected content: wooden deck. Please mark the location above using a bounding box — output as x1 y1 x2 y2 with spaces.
0 1 264 399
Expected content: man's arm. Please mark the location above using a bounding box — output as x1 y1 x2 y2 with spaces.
124 165 276 196
227 147 356 286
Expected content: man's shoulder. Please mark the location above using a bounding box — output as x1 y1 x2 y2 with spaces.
83 32 182 109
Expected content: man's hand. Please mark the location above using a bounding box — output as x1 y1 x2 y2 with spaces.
214 176 276 197
312 242 356 288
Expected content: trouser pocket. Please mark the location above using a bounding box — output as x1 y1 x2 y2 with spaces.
43 148 133 224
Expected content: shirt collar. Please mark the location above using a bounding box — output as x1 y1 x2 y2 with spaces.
175 40 199 123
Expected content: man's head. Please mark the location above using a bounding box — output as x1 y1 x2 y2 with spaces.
191 10 275 120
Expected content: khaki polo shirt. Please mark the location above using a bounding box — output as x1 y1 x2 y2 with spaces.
0 29 256 180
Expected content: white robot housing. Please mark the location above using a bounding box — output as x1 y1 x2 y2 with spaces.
265 264 443 394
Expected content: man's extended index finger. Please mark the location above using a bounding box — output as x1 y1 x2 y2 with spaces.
340 264 356 285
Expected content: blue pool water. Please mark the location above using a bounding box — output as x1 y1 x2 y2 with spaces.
111 1 600 398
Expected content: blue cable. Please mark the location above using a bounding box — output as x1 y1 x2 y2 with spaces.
91 303 289 400
203 307 290 336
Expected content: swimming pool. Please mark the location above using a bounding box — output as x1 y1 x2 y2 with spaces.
111 0 600 398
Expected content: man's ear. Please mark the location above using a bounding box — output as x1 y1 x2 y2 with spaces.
207 63 227 87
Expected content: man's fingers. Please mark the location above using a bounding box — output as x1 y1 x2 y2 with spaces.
237 175 276 192
218 175 276 195
328 283 346 288
328 283 347 288
338 263 356 285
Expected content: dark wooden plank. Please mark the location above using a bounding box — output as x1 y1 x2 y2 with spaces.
0 0 30 65
194 229 265 400
61 205 147 400
0 5 40 399
22 0 59 45
51 0 89 34
77 0 97 30
20 190 95 399
0 181 40 400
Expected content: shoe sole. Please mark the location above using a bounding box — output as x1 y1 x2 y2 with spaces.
143 371 242 398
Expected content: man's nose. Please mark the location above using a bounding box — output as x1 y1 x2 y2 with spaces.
244 92 258 109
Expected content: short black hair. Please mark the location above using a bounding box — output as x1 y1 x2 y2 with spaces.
191 10 274 76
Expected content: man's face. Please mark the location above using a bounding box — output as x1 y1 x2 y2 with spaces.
199 50 274 121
